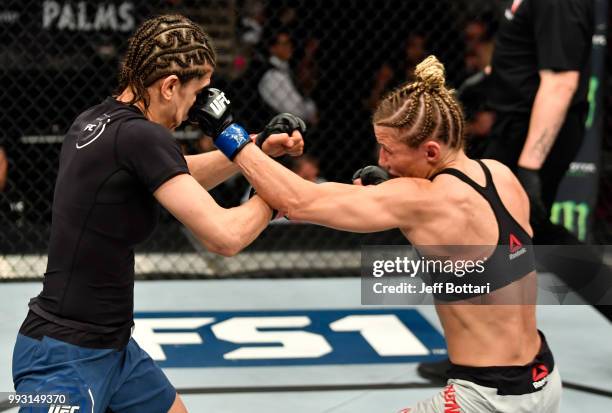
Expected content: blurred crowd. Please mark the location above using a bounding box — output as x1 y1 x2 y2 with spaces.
0 0 610 246
171 1 503 215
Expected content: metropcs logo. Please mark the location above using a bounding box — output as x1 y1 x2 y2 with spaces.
508 233 526 260
133 309 447 368
48 406 79 413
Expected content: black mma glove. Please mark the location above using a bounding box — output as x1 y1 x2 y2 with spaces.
256 113 307 148
188 88 251 160
515 166 549 226
352 165 390 185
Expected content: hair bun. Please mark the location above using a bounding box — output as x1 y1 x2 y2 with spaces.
414 55 446 91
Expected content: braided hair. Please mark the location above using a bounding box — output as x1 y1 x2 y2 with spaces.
115 14 216 110
373 55 465 149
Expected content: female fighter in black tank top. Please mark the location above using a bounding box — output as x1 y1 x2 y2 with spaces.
427 159 536 301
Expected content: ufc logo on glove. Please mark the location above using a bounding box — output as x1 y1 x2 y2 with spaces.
209 92 230 117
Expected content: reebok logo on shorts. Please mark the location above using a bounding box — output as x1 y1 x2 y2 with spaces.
532 364 550 389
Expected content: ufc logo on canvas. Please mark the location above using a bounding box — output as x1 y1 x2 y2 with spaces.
48 406 80 413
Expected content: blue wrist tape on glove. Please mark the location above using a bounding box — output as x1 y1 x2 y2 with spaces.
215 123 251 160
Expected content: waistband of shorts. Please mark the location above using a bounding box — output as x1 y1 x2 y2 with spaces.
28 299 134 334
447 330 555 396
21 300 133 349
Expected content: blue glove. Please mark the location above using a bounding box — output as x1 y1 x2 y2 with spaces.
188 88 251 160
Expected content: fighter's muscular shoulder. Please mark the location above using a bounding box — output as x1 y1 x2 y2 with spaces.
410 159 531 243
376 176 447 232
398 174 473 242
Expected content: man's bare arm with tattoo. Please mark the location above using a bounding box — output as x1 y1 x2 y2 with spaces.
517 70 579 170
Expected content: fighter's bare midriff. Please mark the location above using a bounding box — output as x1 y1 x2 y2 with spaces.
436 283 541 366
401 159 541 367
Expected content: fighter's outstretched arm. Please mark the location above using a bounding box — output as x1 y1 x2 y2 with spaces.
186 133 304 190
234 142 431 233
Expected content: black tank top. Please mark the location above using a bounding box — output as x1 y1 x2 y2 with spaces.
427 160 536 301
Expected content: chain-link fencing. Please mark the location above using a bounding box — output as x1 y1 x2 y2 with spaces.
0 0 607 279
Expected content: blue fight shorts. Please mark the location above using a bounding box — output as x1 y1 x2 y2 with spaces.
12 334 176 413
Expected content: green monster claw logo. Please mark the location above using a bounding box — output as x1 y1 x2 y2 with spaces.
550 201 590 241
585 76 598 129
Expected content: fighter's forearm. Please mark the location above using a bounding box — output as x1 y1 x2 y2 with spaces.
235 144 356 221
185 150 240 190
518 70 579 170
222 195 273 255
234 144 313 213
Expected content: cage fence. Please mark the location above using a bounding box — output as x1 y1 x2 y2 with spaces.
3 0 589 280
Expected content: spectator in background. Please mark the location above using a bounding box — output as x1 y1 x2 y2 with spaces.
296 38 320 100
457 13 498 158
0 144 7 193
277 5 298 27
462 14 496 78
458 68 495 158
463 12 496 53
238 0 266 48
232 0 267 78
366 32 428 111
258 29 318 125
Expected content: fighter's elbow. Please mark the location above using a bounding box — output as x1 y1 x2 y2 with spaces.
282 194 301 220
197 224 243 257
203 236 241 257
214 244 241 257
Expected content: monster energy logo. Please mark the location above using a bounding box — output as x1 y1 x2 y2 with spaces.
585 76 598 129
550 201 590 241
